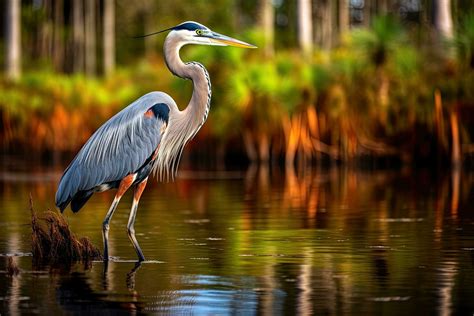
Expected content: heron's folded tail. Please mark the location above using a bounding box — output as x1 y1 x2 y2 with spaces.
55 190 93 213
56 199 71 213
55 166 75 212
70 191 94 213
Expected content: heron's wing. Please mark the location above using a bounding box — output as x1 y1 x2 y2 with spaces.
55 92 172 210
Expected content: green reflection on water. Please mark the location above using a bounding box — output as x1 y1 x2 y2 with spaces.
1 166 474 314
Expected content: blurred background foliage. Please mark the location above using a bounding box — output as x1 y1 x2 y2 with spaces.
1 0 474 168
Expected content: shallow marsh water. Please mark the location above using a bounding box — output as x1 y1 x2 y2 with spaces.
1 161 474 314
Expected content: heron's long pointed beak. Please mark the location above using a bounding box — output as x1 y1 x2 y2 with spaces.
208 32 257 48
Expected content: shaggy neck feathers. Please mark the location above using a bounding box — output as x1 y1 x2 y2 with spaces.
153 33 212 180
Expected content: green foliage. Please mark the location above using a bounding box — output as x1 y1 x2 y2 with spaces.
1 14 473 161
350 16 406 67
454 13 474 69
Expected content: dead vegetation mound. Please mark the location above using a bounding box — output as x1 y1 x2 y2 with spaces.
30 196 102 264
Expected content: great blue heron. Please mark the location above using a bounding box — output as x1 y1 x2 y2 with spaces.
55 21 256 261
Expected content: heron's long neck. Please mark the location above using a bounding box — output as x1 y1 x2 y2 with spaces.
163 35 211 139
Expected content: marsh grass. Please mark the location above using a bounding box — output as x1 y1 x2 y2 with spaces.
30 196 102 264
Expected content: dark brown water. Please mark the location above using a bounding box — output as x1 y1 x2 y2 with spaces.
1 162 474 315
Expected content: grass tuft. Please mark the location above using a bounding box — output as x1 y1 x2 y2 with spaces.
30 195 102 264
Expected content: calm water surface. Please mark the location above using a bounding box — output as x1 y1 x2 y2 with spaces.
1 161 474 315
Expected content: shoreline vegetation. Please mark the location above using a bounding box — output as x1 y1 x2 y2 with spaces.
1 2 473 168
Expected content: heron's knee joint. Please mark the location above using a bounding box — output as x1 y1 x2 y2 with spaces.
127 227 135 236
103 222 110 232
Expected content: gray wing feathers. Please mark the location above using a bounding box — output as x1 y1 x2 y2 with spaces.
55 92 173 208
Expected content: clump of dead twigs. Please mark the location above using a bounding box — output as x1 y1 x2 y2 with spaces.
30 195 102 264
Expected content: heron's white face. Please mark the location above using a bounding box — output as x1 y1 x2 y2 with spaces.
170 29 225 46
168 23 256 48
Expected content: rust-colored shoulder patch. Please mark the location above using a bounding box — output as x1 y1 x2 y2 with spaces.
146 103 170 122
144 109 154 118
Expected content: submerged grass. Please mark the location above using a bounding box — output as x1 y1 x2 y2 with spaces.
30 196 102 264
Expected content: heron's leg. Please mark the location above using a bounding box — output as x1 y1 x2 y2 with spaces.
102 174 135 261
127 178 148 262
102 198 120 260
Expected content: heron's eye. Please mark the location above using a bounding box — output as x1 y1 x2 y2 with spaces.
196 29 203 36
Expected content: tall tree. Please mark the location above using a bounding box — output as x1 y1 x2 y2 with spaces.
85 0 96 76
258 0 274 57
363 0 372 27
297 0 313 55
73 0 85 73
103 0 115 75
317 0 334 50
5 0 21 80
433 0 456 165
434 0 453 39
378 0 389 15
339 0 349 34
53 0 64 71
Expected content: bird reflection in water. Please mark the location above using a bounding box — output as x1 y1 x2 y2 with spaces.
126 262 142 291
58 270 143 313
102 259 143 291
58 261 144 314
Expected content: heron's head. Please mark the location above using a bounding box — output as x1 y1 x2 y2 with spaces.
141 21 257 49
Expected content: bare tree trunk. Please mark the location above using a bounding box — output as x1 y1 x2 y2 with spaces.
73 0 85 73
53 0 64 72
103 0 115 75
377 67 389 110
243 130 258 162
450 167 460 217
85 0 96 76
363 0 372 27
283 115 302 167
5 0 21 80
420 0 430 25
339 0 349 34
320 0 334 50
39 0 53 62
259 0 274 57
434 89 448 156
307 106 321 161
434 0 453 39
259 133 270 162
450 107 461 167
298 0 313 56
378 0 389 14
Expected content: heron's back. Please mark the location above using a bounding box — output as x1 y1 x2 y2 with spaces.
55 92 174 212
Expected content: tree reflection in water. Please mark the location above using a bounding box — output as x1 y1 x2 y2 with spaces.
1 165 473 314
